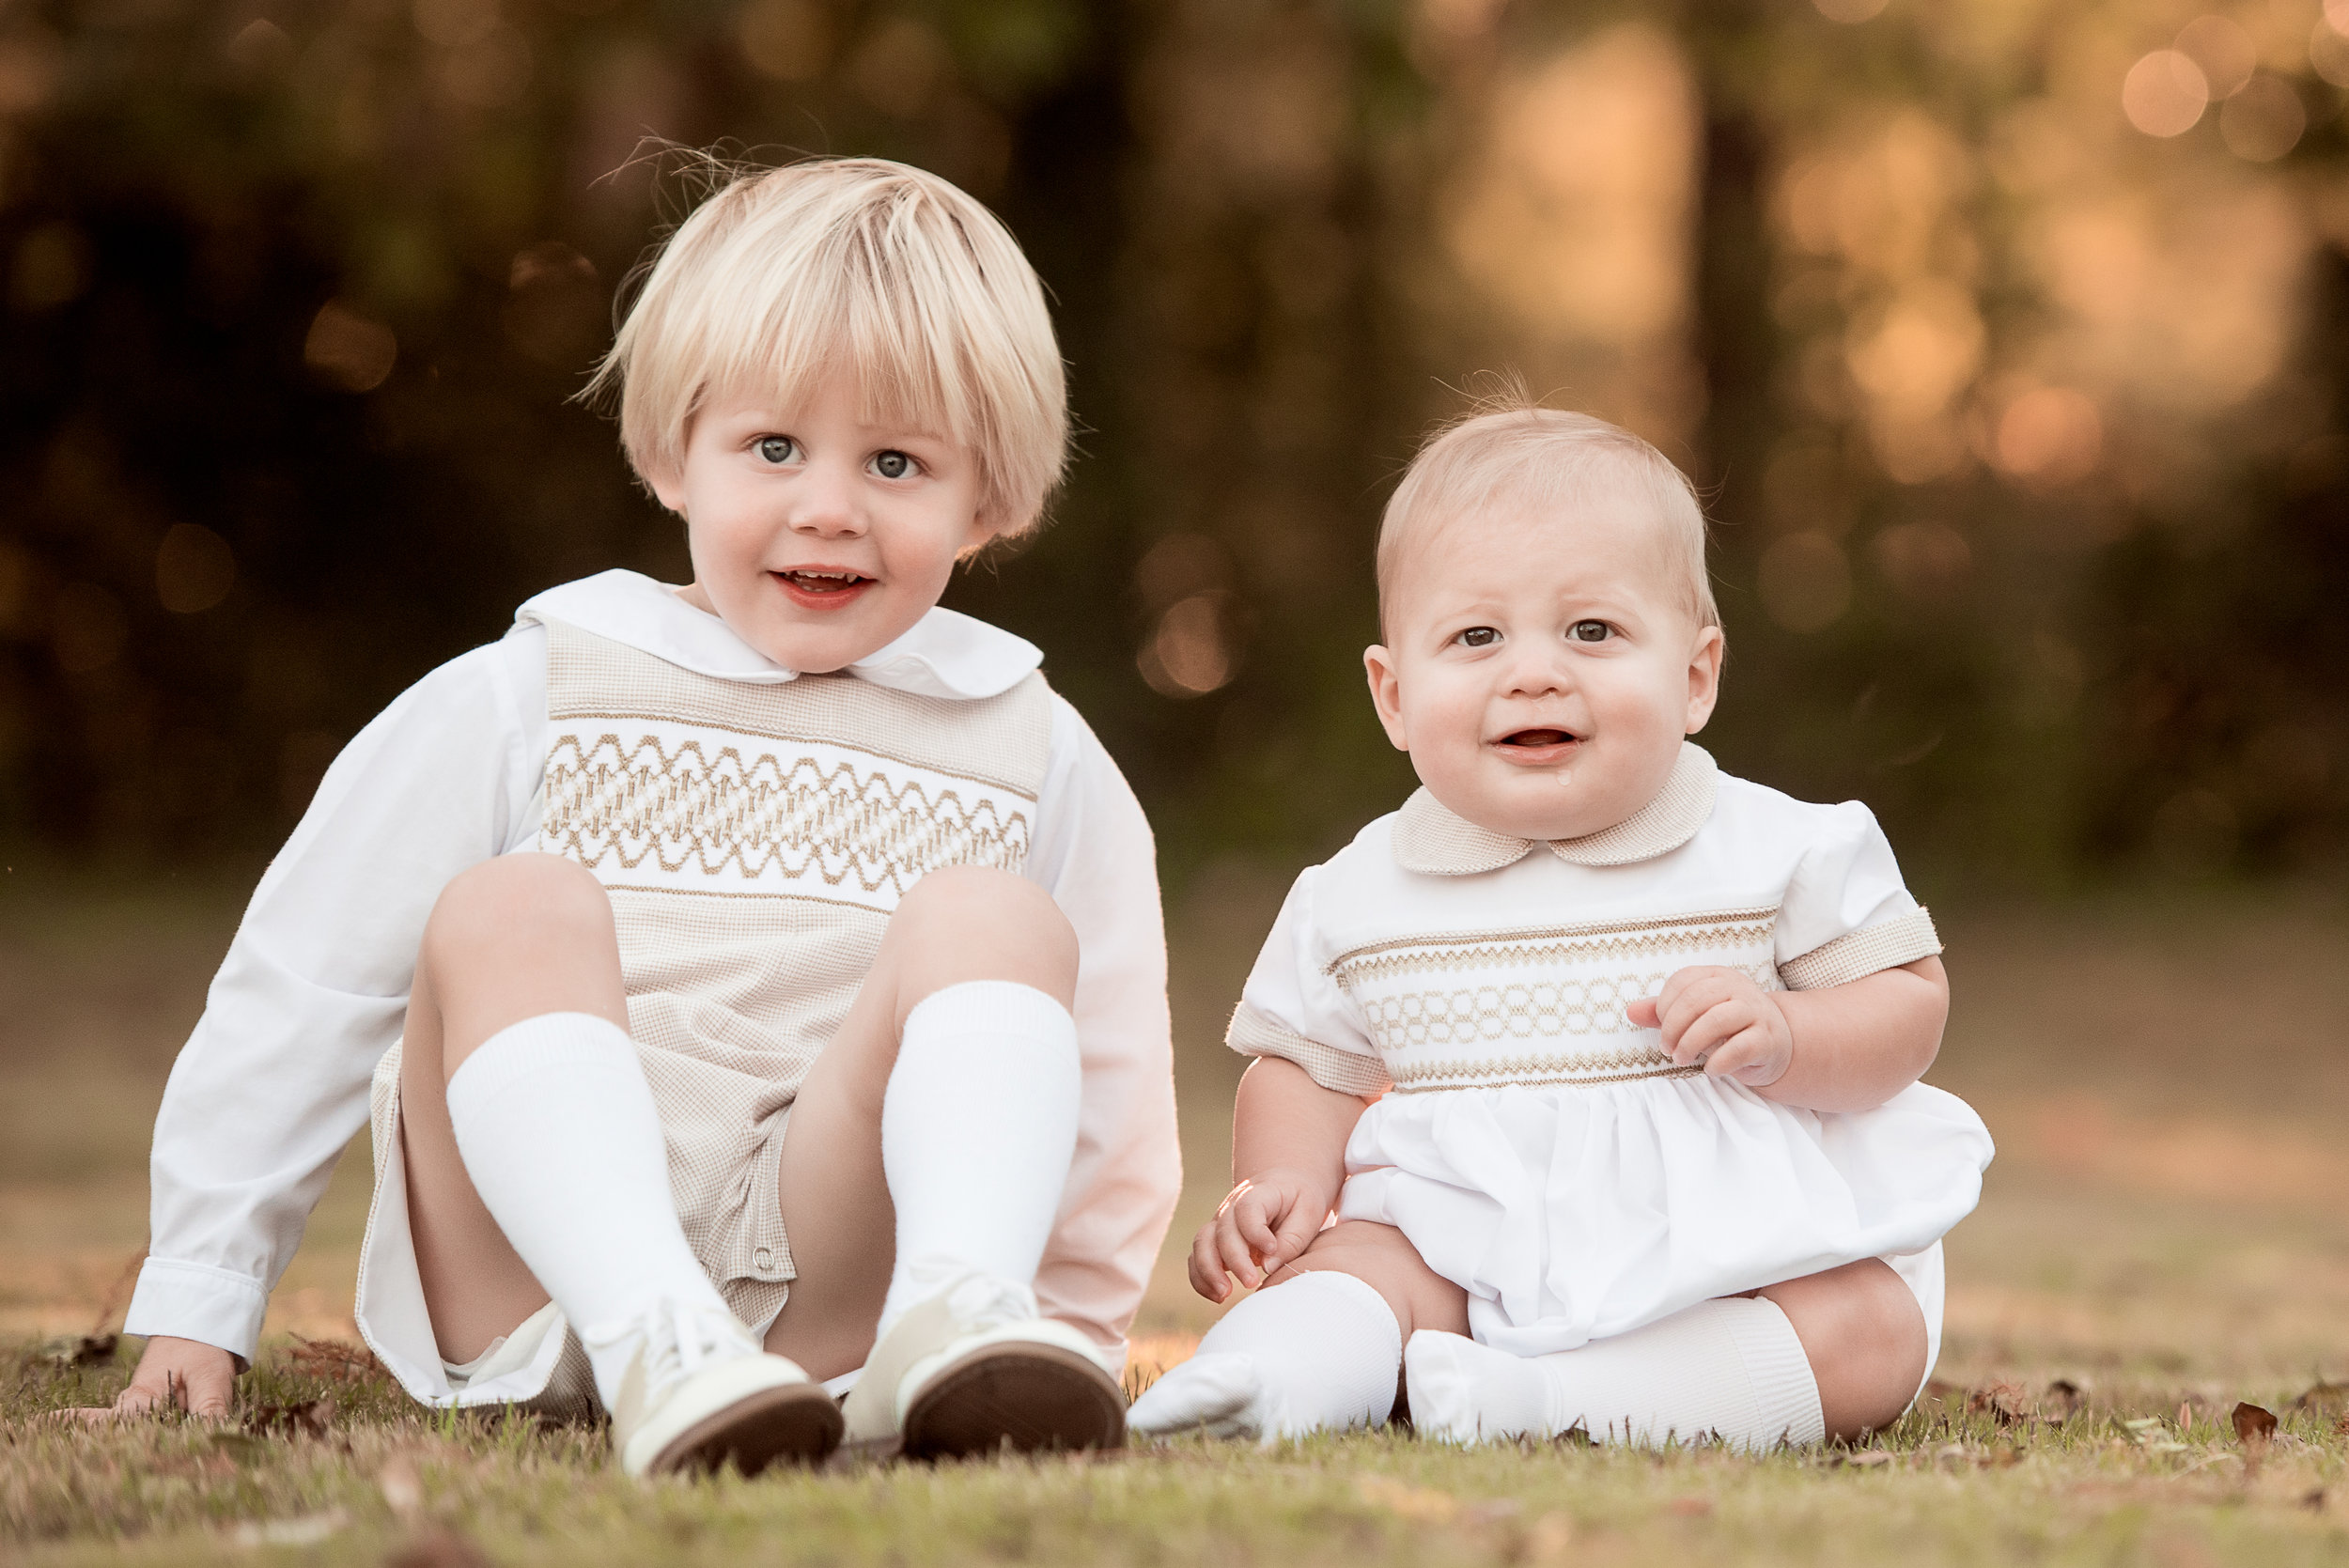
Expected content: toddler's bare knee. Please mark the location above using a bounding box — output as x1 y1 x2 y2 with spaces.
422 854 611 972
894 865 1078 990
1797 1260 1927 1436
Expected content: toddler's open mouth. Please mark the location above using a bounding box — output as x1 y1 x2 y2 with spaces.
772 567 875 610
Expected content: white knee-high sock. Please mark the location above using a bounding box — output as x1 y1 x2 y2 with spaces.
1127 1271 1401 1442
1406 1296 1825 1452
876 981 1081 1335
444 1012 733 1403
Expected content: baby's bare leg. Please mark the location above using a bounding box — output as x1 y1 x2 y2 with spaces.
400 853 631 1362
1752 1258 1927 1440
1274 1220 1470 1341
762 865 1078 1382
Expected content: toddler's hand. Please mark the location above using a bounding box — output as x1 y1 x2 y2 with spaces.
54 1334 237 1424
1188 1169 1331 1304
1626 966 1795 1088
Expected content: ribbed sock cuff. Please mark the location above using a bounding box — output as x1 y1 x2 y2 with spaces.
1724 1296 1825 1449
902 981 1076 1049
444 1012 635 1122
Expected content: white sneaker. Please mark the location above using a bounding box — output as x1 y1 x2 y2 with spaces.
587 1299 843 1477
841 1273 1125 1460
1125 1353 1267 1441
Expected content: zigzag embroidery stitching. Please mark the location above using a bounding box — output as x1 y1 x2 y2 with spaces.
1391 1063 1703 1092
1385 1045 1694 1088
543 732 1032 895
1330 918 1778 988
1327 906 1781 972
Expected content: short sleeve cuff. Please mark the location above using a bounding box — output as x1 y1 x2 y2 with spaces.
122 1257 271 1367
1226 1002 1392 1096
1779 908 1942 992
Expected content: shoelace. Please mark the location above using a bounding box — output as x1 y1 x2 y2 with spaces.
939 1271 1037 1332
584 1297 758 1419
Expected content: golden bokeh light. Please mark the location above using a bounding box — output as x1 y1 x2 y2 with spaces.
2121 50 2208 137
155 525 237 615
739 0 834 83
2217 74 2305 163
1870 520 1972 601
1994 386 2102 484
303 301 397 393
2172 16 2255 101
1139 592 1238 697
2313 19 2349 88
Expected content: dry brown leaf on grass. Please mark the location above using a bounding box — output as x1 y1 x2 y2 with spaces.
2232 1402 2278 1446
2043 1379 2085 1420
288 1334 391 1386
243 1396 335 1441
1967 1382 2031 1425
2292 1380 2349 1419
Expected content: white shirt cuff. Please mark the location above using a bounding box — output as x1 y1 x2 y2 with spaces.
122 1257 271 1366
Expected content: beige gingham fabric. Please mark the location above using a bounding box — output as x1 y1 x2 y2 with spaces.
537 621 1054 1325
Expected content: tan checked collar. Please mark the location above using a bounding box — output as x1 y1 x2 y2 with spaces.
1391 743 1720 875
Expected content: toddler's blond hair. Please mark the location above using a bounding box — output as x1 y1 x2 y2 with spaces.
1377 401 1719 634
587 156 1067 538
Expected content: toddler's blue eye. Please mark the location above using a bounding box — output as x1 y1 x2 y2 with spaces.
757 436 796 464
1459 627 1500 648
873 451 913 480
1570 620 1610 643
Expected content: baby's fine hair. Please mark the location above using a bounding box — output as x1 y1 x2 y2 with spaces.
586 155 1067 537
1377 396 1719 634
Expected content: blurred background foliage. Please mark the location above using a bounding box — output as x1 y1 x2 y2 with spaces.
1 0 2344 893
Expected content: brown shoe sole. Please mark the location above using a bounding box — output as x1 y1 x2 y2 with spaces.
899 1341 1127 1460
650 1381 846 1477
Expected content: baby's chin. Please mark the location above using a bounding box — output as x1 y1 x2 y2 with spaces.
1417 771 1639 844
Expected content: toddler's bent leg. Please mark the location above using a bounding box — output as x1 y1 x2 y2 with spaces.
1756 1258 1928 1438
777 866 1121 1456
405 855 839 1474
1406 1257 1922 1451
766 866 1081 1376
1128 1221 1468 1443
401 854 634 1361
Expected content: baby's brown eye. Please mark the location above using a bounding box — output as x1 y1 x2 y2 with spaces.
1570 620 1610 643
1459 627 1500 648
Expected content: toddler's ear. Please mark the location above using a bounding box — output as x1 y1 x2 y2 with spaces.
1362 645 1410 752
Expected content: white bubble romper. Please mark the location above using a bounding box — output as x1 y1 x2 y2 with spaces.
1227 744 1994 1375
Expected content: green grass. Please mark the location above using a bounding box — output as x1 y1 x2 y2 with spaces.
7 878 2349 1563
7 1341 2349 1567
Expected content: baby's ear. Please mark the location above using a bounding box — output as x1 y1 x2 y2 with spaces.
1684 624 1725 733
1363 645 1410 752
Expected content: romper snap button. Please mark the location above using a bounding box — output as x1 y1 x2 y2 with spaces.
754 1246 775 1271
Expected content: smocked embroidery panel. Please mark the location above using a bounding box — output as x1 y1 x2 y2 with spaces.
543 722 1034 913
1328 908 1781 1090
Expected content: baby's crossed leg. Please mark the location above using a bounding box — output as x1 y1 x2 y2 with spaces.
1130 1220 1927 1448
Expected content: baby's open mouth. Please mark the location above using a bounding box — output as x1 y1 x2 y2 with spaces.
776 569 871 595
1497 728 1579 751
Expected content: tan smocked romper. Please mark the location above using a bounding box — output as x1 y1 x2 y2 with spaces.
367 619 1053 1371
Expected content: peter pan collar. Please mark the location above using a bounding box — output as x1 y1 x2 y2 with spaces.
1391 742 1720 875
513 569 1043 701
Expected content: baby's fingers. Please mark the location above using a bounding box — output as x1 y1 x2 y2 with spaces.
1216 1211 1267 1292
1189 1221 1233 1302
1626 996 1661 1030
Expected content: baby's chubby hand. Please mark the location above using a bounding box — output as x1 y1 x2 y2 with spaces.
1188 1168 1334 1304
1626 965 1796 1087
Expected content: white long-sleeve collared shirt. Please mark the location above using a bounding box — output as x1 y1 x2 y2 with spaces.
123 571 1181 1363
